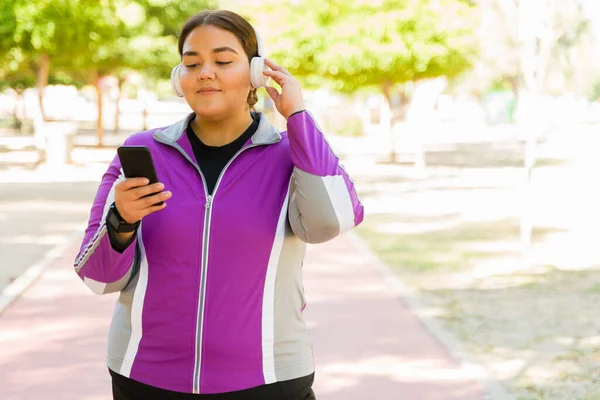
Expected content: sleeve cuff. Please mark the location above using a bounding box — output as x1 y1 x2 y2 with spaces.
288 109 306 119
106 206 138 253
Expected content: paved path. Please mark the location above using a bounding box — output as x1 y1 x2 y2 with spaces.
0 233 485 400
0 180 100 293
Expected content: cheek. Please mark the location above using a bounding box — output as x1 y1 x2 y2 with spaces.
179 71 197 91
224 64 252 89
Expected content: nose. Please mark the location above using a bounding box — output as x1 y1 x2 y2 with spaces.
197 64 215 81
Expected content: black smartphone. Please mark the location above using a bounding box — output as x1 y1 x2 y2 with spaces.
117 146 164 206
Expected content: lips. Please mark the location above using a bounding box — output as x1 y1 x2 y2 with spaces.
196 87 220 93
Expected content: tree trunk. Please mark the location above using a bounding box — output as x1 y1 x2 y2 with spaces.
518 0 553 263
508 74 521 124
114 78 123 135
13 89 24 130
396 86 411 121
142 105 149 131
381 81 395 163
406 78 447 170
94 75 104 147
36 54 50 122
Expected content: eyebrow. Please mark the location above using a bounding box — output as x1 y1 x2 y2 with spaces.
182 47 239 57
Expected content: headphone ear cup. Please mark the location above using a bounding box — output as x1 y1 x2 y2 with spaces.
250 57 270 89
171 65 183 97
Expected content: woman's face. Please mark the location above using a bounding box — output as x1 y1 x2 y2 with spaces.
179 25 252 120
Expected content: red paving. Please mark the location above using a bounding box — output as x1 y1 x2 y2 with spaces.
0 234 485 399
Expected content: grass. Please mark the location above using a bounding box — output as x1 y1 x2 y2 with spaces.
356 214 558 276
350 136 600 399
358 207 600 398
421 142 567 169
0 117 16 129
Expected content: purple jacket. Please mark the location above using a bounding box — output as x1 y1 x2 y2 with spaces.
74 111 364 394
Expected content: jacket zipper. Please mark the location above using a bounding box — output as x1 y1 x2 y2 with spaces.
154 136 275 394
153 138 209 394
192 192 211 393
192 144 269 394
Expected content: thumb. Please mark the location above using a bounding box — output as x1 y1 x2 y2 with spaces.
265 86 279 101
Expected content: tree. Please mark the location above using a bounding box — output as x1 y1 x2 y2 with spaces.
59 22 177 145
473 0 598 113
254 0 477 162
473 0 522 102
0 0 29 127
0 48 33 129
66 0 215 144
482 0 597 258
0 49 77 129
2 0 216 145
545 0 600 98
467 0 597 261
135 0 217 37
0 0 17 60
9 0 123 123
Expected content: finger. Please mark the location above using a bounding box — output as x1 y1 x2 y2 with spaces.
262 70 289 86
265 86 279 101
136 191 172 209
264 58 290 75
151 202 168 212
134 201 167 221
143 202 168 217
117 177 150 191
131 182 165 200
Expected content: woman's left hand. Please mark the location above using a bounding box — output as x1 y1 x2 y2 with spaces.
262 59 305 120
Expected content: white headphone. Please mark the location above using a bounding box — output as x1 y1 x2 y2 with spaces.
171 24 270 97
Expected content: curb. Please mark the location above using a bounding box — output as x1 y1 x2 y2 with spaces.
0 228 84 315
346 230 514 400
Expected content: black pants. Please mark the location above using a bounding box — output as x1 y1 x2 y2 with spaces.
110 368 316 400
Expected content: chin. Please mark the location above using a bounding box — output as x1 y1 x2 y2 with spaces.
192 104 249 121
192 105 226 121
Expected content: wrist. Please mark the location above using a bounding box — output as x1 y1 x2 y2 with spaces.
286 109 306 120
107 203 140 233
114 231 135 242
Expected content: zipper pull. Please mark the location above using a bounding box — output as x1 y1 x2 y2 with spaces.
205 195 212 209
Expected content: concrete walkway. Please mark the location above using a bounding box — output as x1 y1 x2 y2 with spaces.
0 233 485 400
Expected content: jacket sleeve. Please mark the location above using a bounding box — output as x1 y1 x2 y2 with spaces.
287 110 364 244
73 150 139 295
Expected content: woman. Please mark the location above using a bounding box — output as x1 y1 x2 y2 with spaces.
74 9 364 400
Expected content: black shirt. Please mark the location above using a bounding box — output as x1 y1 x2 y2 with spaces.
110 367 315 399
187 112 260 195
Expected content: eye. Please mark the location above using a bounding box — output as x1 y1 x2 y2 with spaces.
216 61 232 65
185 64 199 68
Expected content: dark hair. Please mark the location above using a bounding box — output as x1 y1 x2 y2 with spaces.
178 10 259 60
178 10 260 107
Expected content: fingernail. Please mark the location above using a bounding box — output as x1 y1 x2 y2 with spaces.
143 179 149 185
164 191 172 197
158 183 165 190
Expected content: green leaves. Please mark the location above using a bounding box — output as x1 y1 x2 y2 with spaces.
257 0 477 92
1 0 212 89
133 0 217 37
1 0 477 95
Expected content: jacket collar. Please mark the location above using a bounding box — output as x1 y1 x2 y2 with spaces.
153 112 281 146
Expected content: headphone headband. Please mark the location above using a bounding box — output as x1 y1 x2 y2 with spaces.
253 25 265 58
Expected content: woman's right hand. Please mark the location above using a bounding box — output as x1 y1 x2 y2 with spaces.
114 178 172 224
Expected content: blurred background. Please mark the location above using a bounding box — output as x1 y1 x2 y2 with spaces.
1 0 600 399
